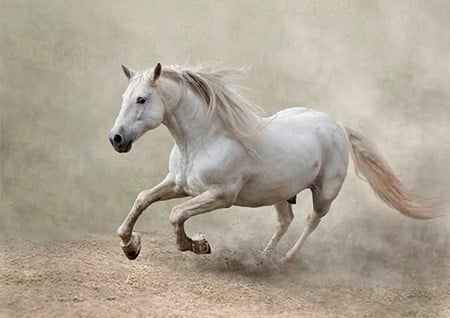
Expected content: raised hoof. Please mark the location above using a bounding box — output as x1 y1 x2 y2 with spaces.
124 246 141 260
121 232 142 260
191 233 211 255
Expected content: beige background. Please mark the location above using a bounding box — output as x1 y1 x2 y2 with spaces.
1 0 449 284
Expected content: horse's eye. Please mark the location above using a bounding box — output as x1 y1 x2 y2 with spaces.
136 97 147 104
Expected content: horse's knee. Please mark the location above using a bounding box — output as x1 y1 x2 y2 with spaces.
169 206 186 225
135 191 150 209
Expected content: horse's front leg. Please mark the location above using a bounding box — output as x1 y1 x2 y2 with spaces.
117 175 186 260
169 188 234 254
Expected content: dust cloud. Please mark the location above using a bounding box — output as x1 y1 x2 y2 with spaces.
1 0 449 290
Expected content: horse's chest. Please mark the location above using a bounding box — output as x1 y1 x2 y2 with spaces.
171 152 204 197
174 172 203 197
169 141 244 197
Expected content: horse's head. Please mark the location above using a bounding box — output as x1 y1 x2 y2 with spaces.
109 63 165 153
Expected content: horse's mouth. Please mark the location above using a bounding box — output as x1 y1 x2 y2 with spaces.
114 140 133 153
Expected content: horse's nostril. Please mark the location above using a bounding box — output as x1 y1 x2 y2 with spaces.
113 134 122 144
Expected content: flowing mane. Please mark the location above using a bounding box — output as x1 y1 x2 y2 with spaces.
158 65 265 143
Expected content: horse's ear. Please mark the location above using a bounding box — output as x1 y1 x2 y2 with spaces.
121 65 135 79
150 63 162 86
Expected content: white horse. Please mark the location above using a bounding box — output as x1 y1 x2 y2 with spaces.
109 63 438 263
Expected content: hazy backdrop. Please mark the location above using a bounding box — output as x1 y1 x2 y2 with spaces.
1 0 449 284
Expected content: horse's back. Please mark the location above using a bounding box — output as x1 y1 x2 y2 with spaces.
259 107 348 157
264 107 339 131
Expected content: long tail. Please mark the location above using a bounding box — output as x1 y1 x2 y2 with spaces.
343 125 440 219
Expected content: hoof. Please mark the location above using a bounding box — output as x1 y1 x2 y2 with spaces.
280 254 295 265
191 233 211 255
121 232 141 260
260 252 278 268
125 246 141 260
205 244 212 254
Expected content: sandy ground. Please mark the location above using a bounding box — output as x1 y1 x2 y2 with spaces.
0 232 448 318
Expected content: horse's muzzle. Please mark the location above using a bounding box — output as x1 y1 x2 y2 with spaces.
109 132 132 153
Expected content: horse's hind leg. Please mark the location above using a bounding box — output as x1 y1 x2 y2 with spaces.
280 178 343 263
262 201 294 257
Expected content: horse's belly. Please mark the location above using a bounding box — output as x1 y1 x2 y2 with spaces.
234 162 319 207
234 185 308 207
234 141 321 207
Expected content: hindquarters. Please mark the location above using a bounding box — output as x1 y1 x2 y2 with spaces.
235 108 350 207
276 115 350 263
311 121 350 206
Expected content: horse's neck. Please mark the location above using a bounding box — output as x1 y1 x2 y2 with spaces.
162 83 219 152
